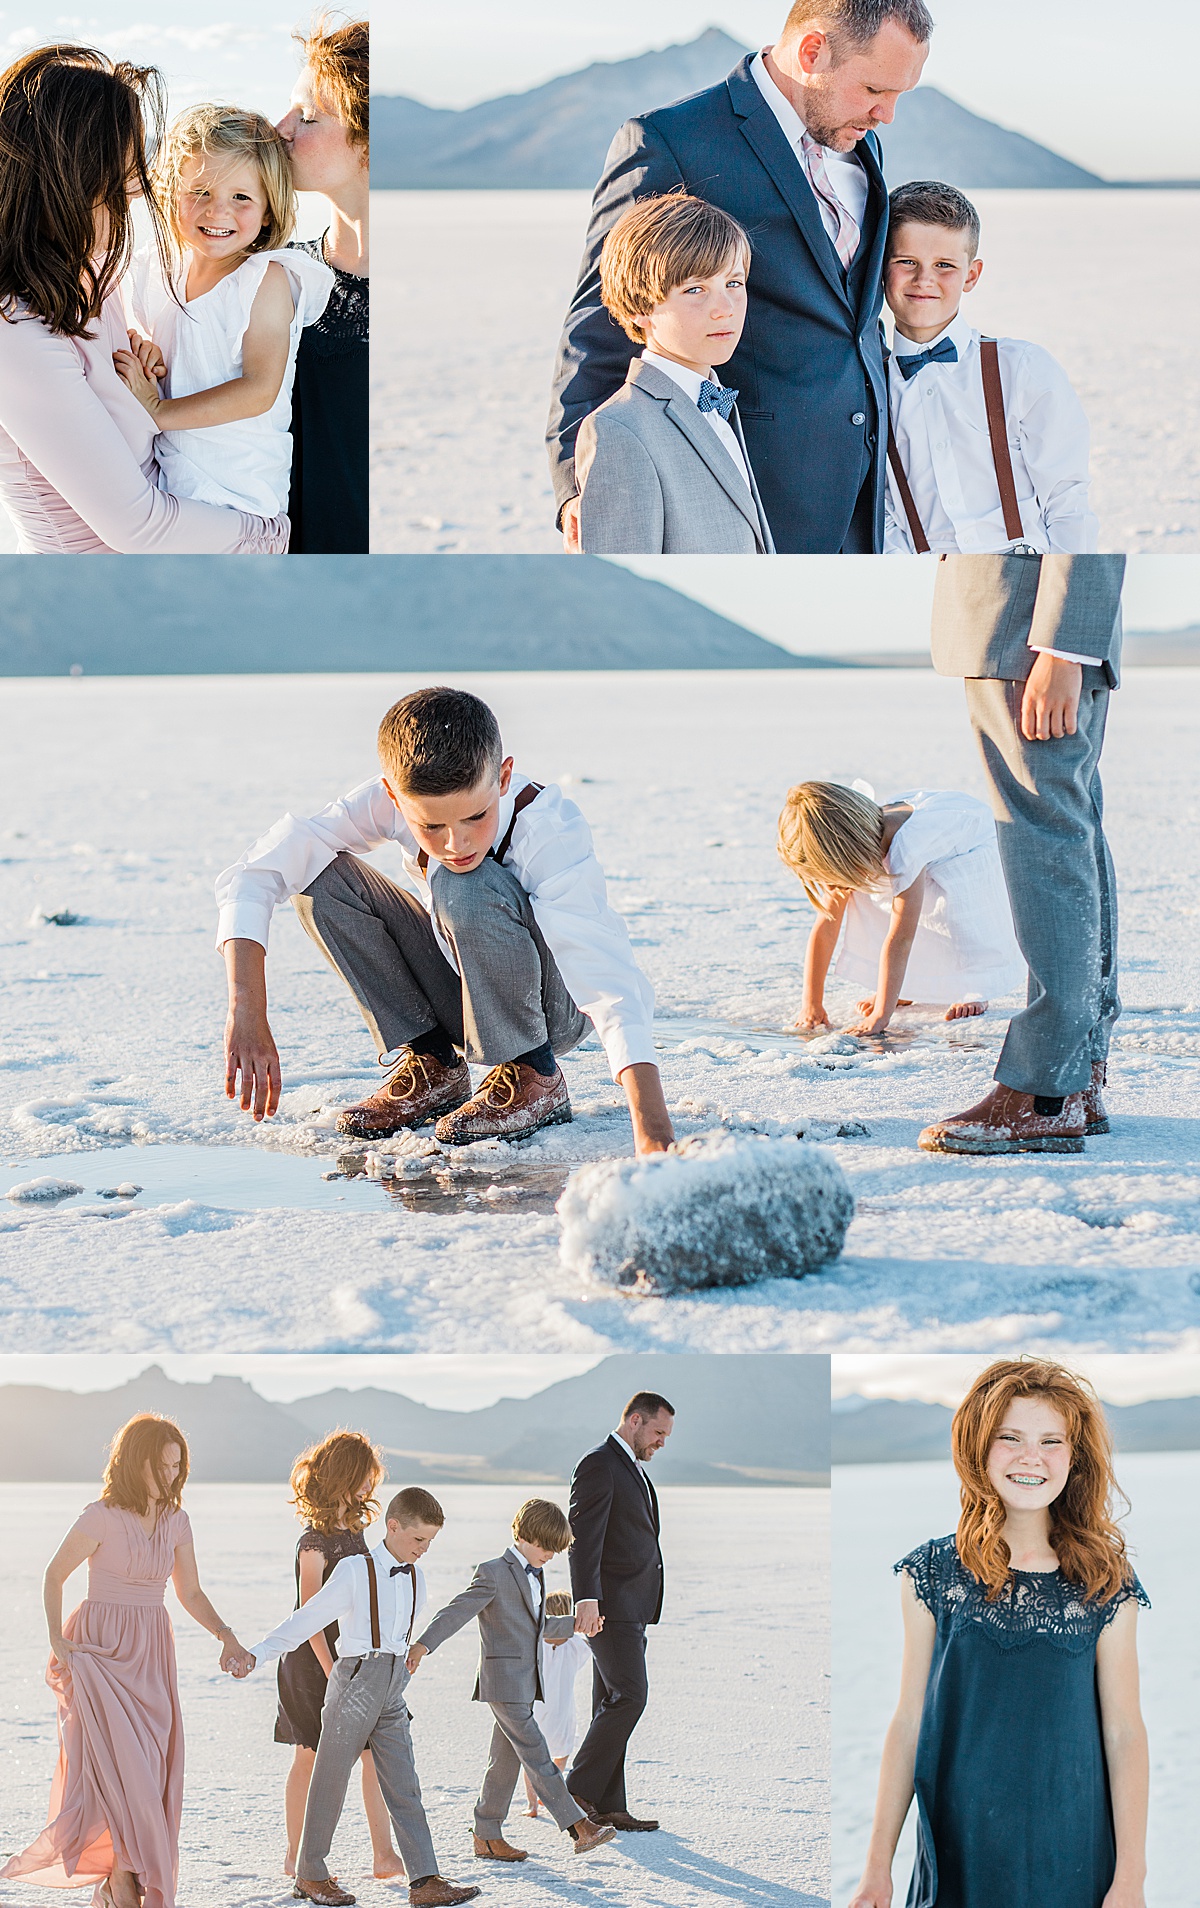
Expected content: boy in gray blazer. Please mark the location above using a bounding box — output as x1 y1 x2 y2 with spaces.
408 1499 615 1864
571 192 775 555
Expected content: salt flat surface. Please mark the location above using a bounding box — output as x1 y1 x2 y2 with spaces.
372 190 1200 556
2 668 1200 1352
0 1483 829 1908
830 1452 1197 1907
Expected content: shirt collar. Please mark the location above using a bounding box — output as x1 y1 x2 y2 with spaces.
507 1543 537 1570
641 348 716 406
750 48 861 173
891 306 976 363
611 1428 645 1469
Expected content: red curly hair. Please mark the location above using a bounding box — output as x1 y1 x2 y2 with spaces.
289 1429 382 1535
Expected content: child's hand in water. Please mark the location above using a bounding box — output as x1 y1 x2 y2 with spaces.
795 1005 831 1032
846 997 892 1036
112 346 162 418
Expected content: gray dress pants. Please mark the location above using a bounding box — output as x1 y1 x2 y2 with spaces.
299 1654 437 1884
293 851 588 1066
475 1701 585 1838
965 671 1120 1097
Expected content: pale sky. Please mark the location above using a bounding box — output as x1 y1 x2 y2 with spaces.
0 1354 604 1411
833 1353 1200 1407
613 556 1200 656
377 1 1200 181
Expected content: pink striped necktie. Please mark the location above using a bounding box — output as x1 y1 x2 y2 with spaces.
801 131 861 269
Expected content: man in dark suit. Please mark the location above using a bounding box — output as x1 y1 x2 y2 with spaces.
548 0 932 555
566 1391 674 1830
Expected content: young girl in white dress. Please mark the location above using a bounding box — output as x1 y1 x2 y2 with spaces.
523 1591 591 1817
115 104 333 519
777 782 1025 1036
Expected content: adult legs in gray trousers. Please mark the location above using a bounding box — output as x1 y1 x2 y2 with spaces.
475 1702 585 1839
292 851 588 1065
299 1655 438 1884
965 671 1120 1097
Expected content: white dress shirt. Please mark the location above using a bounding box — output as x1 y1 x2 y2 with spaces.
884 308 1099 559
750 50 869 250
215 771 657 1081
507 1543 543 1617
610 1429 655 1506
640 349 754 493
248 1541 428 1666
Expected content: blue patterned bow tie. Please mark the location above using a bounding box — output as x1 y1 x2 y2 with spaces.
524 1562 544 1580
697 380 738 420
895 337 959 380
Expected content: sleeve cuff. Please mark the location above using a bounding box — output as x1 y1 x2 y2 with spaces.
215 903 273 953
602 1023 660 1081
1028 645 1097 666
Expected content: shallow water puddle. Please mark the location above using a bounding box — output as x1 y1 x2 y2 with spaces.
3 1143 570 1217
653 1012 994 1056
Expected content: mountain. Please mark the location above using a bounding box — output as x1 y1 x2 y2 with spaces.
0 555 839 674
832 1393 1200 1464
373 29 1103 191
0 1354 830 1485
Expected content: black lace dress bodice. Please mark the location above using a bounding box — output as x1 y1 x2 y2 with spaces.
895 1535 1149 1908
274 1525 369 1749
286 233 368 553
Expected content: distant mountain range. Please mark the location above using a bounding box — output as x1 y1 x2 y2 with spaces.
833 1393 1200 1464
0 1354 830 1486
374 28 1109 191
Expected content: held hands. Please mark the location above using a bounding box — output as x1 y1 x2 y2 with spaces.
224 1006 282 1122
573 1600 603 1638
561 496 582 554
219 1638 255 1678
112 330 166 418
1020 653 1083 742
847 1868 893 1908
405 1643 428 1675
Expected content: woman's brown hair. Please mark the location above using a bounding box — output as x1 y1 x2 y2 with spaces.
101 1414 189 1517
0 44 172 338
290 1430 382 1535
952 1358 1132 1603
296 14 369 153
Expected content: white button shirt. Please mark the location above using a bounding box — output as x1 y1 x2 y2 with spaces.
248 1541 428 1665
215 772 657 1081
507 1543 543 1617
750 50 869 251
610 1429 655 1506
884 309 1099 558
640 349 754 493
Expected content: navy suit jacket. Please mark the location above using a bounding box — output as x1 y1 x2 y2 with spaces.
568 1435 665 1627
547 55 890 554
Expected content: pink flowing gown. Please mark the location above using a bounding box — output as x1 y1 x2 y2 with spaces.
2 1502 191 1908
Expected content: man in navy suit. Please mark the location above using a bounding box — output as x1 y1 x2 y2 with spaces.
566 1391 674 1831
548 0 933 555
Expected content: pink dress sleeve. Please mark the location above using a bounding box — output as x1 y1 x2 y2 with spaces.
171 1508 194 1554
70 1501 111 1541
0 305 287 553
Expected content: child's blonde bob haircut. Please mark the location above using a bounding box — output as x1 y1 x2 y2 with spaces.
153 103 295 260
599 191 751 345
512 1497 573 1553
778 781 886 908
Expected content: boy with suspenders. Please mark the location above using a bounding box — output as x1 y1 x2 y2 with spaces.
216 685 675 1151
881 180 1099 555
235 1488 479 1908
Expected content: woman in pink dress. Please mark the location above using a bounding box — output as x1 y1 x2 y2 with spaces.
2 1414 253 1908
0 46 287 553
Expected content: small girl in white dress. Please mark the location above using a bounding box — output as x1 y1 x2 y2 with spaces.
523 1592 591 1817
115 104 333 518
777 782 1025 1036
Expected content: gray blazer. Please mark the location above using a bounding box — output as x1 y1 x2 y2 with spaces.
931 554 1126 688
576 357 775 555
416 1553 574 1705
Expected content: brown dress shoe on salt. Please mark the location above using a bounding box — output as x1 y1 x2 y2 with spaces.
570 1820 617 1854
1082 1061 1110 1136
294 1883 356 1907
336 1049 471 1139
595 1808 658 1831
435 1060 571 1145
472 1835 526 1862
918 1083 1085 1155
408 1882 480 1907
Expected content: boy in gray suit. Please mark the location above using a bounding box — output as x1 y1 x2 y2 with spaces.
920 552 1125 1154
408 1499 615 1865
570 193 775 555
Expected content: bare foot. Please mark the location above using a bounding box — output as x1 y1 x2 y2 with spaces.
945 1000 987 1021
522 1807 539 1818
373 1855 407 1882
284 1854 297 1879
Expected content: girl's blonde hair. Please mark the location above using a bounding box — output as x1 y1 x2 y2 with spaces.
289 1429 382 1536
777 781 885 907
153 103 295 260
544 1590 573 1617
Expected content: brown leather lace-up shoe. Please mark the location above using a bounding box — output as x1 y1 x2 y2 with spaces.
294 1882 355 1907
435 1060 571 1145
472 1835 526 1862
336 1049 471 1139
408 1882 481 1907
570 1820 618 1853
1082 1061 1110 1136
918 1083 1086 1155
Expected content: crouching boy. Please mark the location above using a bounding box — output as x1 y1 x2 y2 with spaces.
217 685 675 1150
407 1499 615 1864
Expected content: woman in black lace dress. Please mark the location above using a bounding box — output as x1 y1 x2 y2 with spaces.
276 1431 405 1882
278 18 368 553
849 1359 1150 1908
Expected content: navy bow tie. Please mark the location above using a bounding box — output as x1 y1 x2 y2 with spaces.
895 337 959 381
390 1563 414 1578
697 380 738 421
524 1562 544 1580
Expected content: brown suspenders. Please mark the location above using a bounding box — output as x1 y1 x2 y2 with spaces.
415 781 543 879
363 1552 415 1653
887 339 1025 550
